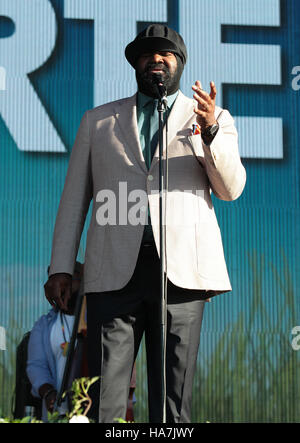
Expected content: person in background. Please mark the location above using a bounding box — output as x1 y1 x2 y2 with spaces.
26 262 84 420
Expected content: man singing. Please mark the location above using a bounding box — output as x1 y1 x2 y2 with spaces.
44 24 246 423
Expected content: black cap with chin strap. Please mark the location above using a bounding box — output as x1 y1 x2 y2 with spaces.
125 24 187 68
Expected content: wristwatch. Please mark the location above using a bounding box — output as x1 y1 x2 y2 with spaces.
201 123 219 145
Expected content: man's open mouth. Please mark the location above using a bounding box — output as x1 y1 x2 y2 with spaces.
146 64 167 75
149 68 165 73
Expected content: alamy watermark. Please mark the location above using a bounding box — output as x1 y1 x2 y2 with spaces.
95 182 207 227
0 326 6 351
291 66 300 91
291 326 300 351
0 67 6 91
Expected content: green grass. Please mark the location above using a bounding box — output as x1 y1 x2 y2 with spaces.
190 250 300 423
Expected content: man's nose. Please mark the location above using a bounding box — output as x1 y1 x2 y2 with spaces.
150 53 164 63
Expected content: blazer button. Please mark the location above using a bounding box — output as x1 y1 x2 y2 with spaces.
148 174 154 181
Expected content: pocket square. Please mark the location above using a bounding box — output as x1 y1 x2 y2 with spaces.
192 123 201 135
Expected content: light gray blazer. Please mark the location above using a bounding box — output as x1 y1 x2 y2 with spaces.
49 91 246 296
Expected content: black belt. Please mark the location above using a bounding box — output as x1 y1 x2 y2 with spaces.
141 240 155 248
141 225 155 248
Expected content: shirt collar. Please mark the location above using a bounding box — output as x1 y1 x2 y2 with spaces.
137 90 179 111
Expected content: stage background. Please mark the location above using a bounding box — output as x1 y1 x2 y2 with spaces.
0 0 299 422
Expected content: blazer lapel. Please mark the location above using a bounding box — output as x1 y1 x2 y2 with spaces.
149 91 194 171
113 93 148 174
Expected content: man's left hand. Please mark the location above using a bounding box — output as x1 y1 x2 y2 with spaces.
192 80 217 130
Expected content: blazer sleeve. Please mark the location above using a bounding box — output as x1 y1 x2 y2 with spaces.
48 111 93 276
201 109 246 201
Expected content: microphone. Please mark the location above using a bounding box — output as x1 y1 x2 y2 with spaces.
152 73 167 100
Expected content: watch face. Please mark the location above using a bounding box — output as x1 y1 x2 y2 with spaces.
204 124 218 136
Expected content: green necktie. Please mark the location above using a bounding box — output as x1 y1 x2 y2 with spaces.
139 99 158 243
149 99 159 166
140 99 158 169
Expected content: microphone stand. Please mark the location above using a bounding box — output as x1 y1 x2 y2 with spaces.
155 79 168 423
56 291 84 408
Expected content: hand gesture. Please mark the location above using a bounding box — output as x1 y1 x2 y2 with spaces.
192 80 217 130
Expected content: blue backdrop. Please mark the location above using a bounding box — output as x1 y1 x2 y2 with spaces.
0 0 299 422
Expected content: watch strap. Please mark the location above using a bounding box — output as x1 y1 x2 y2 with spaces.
201 123 219 145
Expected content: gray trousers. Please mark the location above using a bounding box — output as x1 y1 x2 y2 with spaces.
86 243 206 423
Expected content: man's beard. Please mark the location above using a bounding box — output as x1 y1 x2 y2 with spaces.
135 57 183 98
